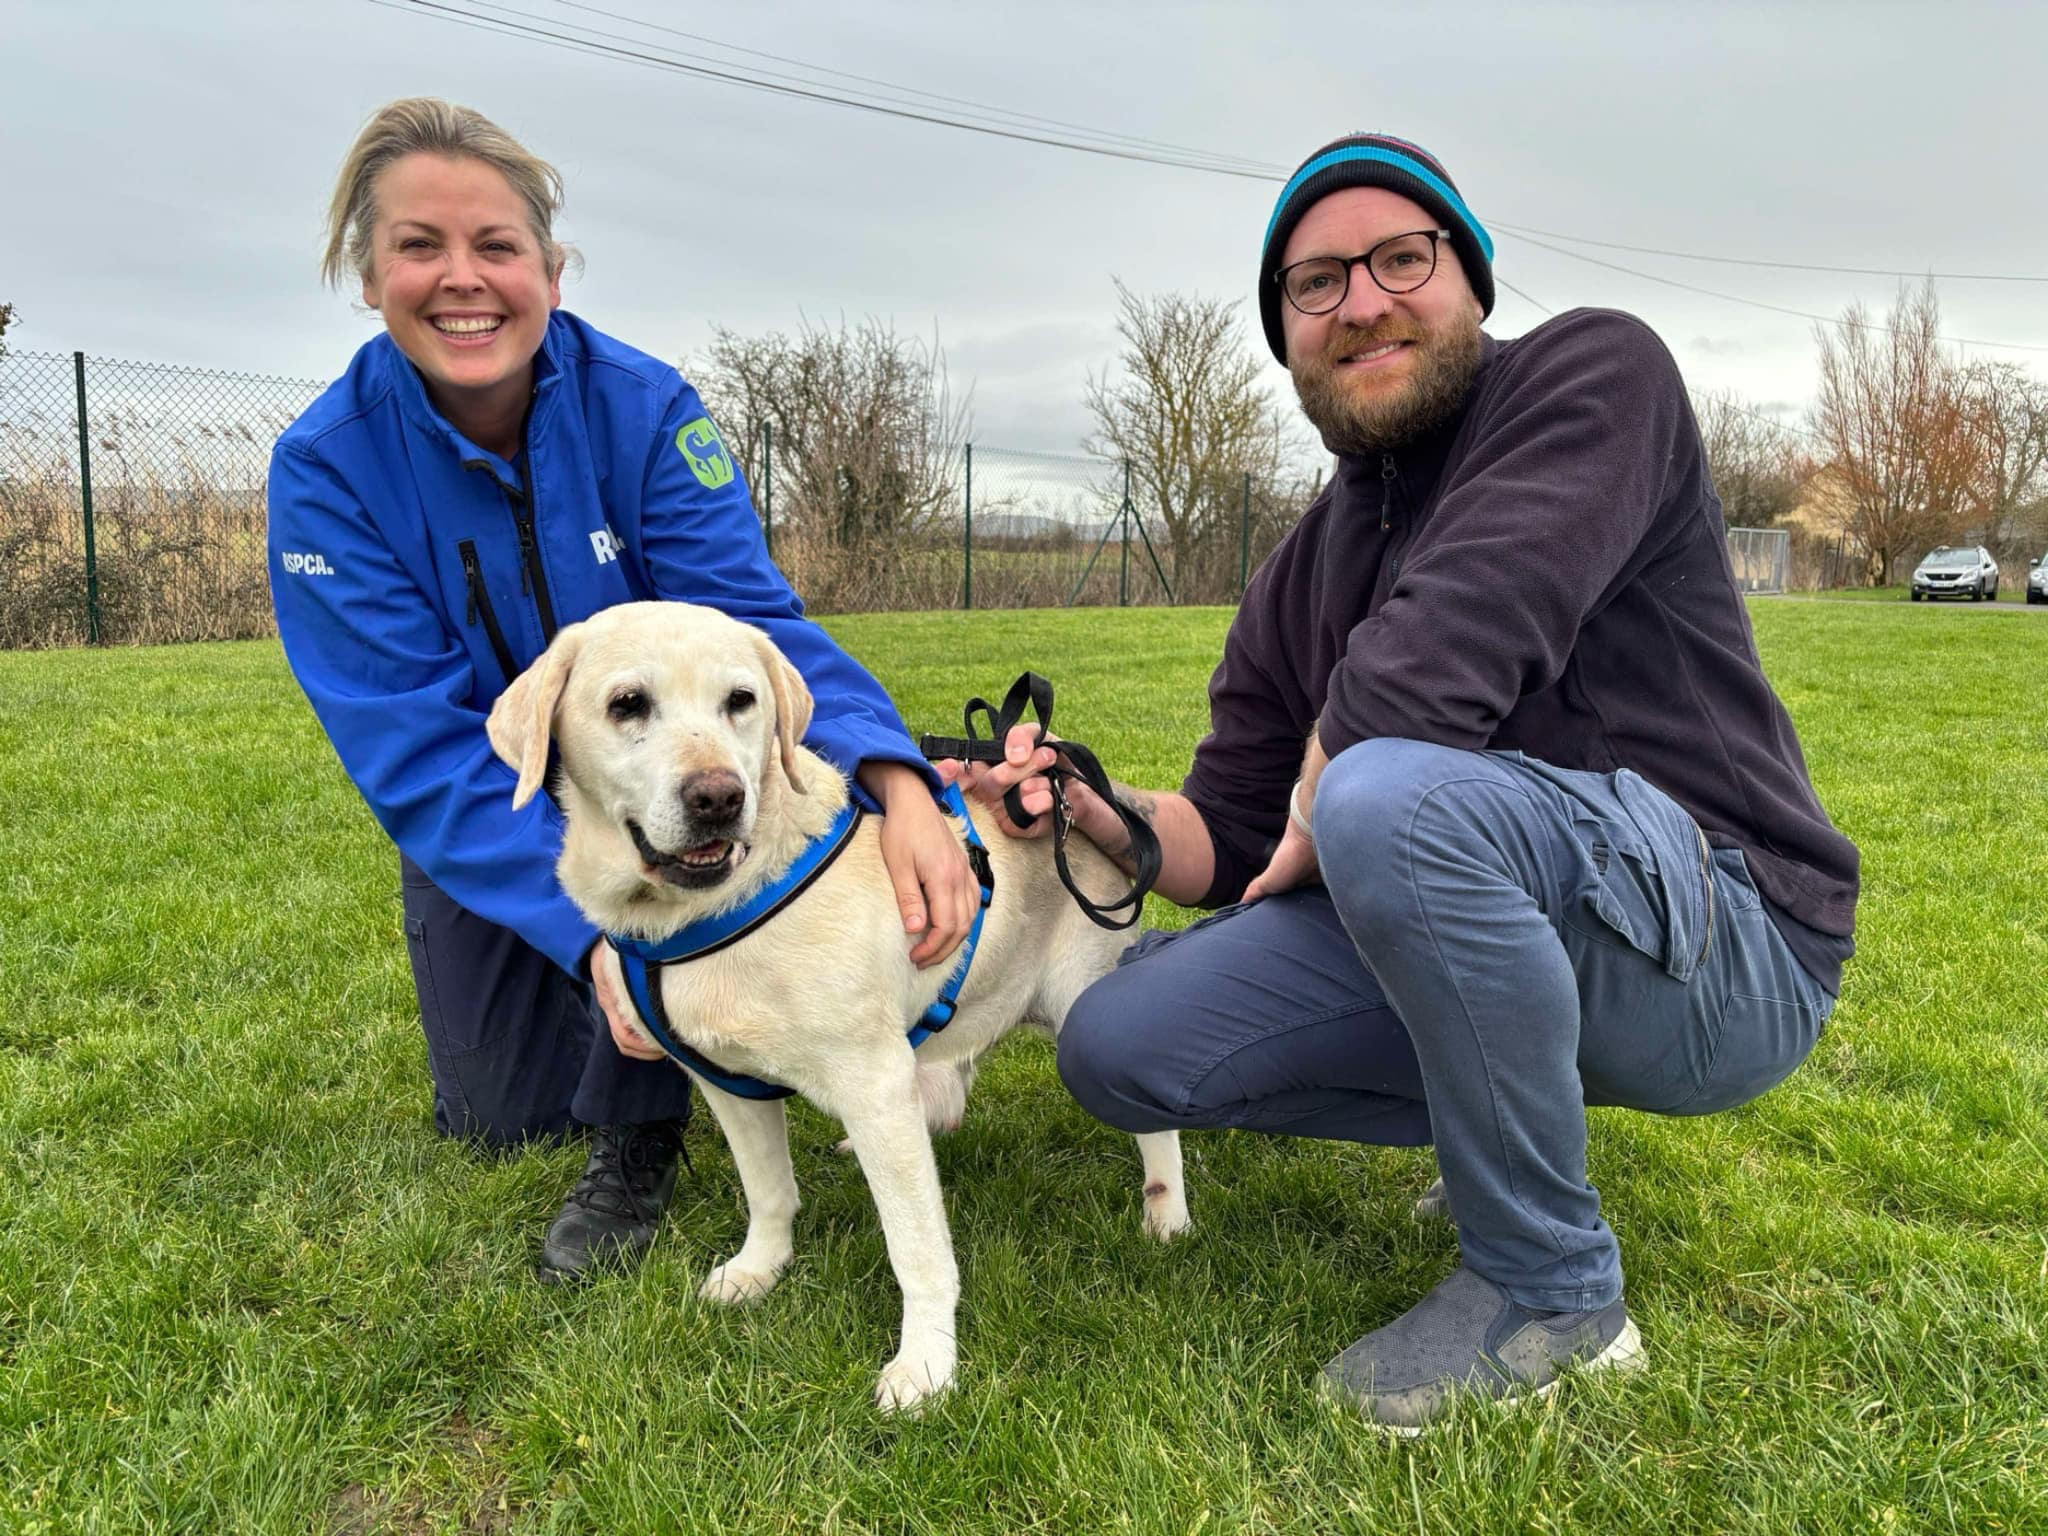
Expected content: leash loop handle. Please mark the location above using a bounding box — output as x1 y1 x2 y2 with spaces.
920 672 1161 931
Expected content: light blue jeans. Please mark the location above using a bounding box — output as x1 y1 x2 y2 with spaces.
1057 740 1835 1312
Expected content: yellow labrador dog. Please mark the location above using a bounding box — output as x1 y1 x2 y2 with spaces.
485 600 1187 1411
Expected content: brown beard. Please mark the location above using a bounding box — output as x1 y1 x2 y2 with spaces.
1290 311 1483 456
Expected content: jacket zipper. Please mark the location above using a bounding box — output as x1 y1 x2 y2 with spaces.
1379 453 1397 533
458 539 518 687
514 493 558 641
461 457 560 646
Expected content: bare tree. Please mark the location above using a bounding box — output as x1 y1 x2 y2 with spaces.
1083 280 1303 594
0 302 17 358
1808 281 1984 584
1691 389 1807 528
688 316 970 549
1961 359 2048 557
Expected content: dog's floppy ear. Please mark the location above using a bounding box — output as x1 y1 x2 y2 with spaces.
752 630 813 795
486 625 583 810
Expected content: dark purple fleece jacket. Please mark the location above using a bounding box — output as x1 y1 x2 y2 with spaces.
1183 308 1858 987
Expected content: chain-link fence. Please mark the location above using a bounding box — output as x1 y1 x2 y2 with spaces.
5 346 1822 650
1725 526 1790 594
1 349 325 648
758 440 1303 615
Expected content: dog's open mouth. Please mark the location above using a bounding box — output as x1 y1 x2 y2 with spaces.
627 820 750 889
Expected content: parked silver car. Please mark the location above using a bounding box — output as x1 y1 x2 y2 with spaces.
2028 554 2046 605
1910 545 2000 602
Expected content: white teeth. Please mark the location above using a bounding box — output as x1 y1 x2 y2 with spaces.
432 316 502 335
1349 342 1402 363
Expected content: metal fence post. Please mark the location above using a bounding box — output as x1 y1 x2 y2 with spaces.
761 420 774 558
1240 472 1252 597
1119 460 1131 607
72 351 101 644
963 442 973 610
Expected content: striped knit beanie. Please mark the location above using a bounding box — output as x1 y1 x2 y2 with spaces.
1258 133 1495 363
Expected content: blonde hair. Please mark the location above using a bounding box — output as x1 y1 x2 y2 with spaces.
320 97 572 289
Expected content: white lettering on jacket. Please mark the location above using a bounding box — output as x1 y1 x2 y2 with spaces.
281 551 335 576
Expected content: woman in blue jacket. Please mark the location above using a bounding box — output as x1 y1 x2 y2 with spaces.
268 98 975 1282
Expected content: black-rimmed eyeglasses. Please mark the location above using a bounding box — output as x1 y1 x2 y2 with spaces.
1275 229 1451 315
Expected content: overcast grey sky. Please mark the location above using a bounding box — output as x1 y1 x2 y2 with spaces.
8 0 2047 452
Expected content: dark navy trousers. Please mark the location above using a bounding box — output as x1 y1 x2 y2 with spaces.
1057 741 1834 1313
399 855 692 1148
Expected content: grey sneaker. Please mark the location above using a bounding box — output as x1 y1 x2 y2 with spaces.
537 1120 687 1284
1412 1176 1451 1222
1320 1266 1646 1435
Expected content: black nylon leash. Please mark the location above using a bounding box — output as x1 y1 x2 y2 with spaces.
919 672 1162 930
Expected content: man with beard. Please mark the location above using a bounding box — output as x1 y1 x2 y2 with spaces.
939 133 1858 1433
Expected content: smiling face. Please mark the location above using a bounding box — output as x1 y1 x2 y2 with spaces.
564 624 780 893
488 604 816 905
359 151 561 448
1278 186 1485 456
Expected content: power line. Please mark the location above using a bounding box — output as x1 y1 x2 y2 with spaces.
372 0 2048 353
482 3 2048 289
1495 277 1554 317
512 0 1291 176
1705 393 1818 445
375 0 1284 181
1502 230 2048 354
1491 220 2048 285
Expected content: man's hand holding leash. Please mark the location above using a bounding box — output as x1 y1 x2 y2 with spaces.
940 718 1327 908
935 720 1217 909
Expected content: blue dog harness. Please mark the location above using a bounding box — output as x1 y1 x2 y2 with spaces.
608 784 996 1100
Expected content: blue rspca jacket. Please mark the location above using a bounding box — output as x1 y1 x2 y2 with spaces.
267 309 931 977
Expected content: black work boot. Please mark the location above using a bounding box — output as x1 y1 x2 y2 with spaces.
537 1119 687 1283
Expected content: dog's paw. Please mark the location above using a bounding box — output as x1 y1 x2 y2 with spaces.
874 1350 954 1415
1142 1183 1192 1243
699 1259 782 1305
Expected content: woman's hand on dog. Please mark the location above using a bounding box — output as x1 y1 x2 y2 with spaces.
588 940 668 1061
861 761 979 969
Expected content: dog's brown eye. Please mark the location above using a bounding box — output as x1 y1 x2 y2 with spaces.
607 689 650 723
725 688 756 714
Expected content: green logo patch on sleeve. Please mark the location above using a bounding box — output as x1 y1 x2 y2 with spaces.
676 416 735 489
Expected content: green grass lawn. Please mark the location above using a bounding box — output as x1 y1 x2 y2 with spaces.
1798 584 2036 604
3 603 2044 1534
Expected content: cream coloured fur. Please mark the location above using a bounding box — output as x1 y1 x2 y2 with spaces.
485 601 1188 1412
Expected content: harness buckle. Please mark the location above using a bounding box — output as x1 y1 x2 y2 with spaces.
967 843 995 907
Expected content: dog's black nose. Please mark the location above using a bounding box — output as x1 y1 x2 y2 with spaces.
680 769 745 823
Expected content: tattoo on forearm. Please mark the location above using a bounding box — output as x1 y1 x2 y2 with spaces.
1113 783 1158 823
1099 782 1157 875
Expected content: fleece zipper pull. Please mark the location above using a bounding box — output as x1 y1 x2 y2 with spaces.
515 517 536 597
1380 453 1397 533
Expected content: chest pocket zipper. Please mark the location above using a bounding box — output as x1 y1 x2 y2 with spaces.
458 540 518 687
